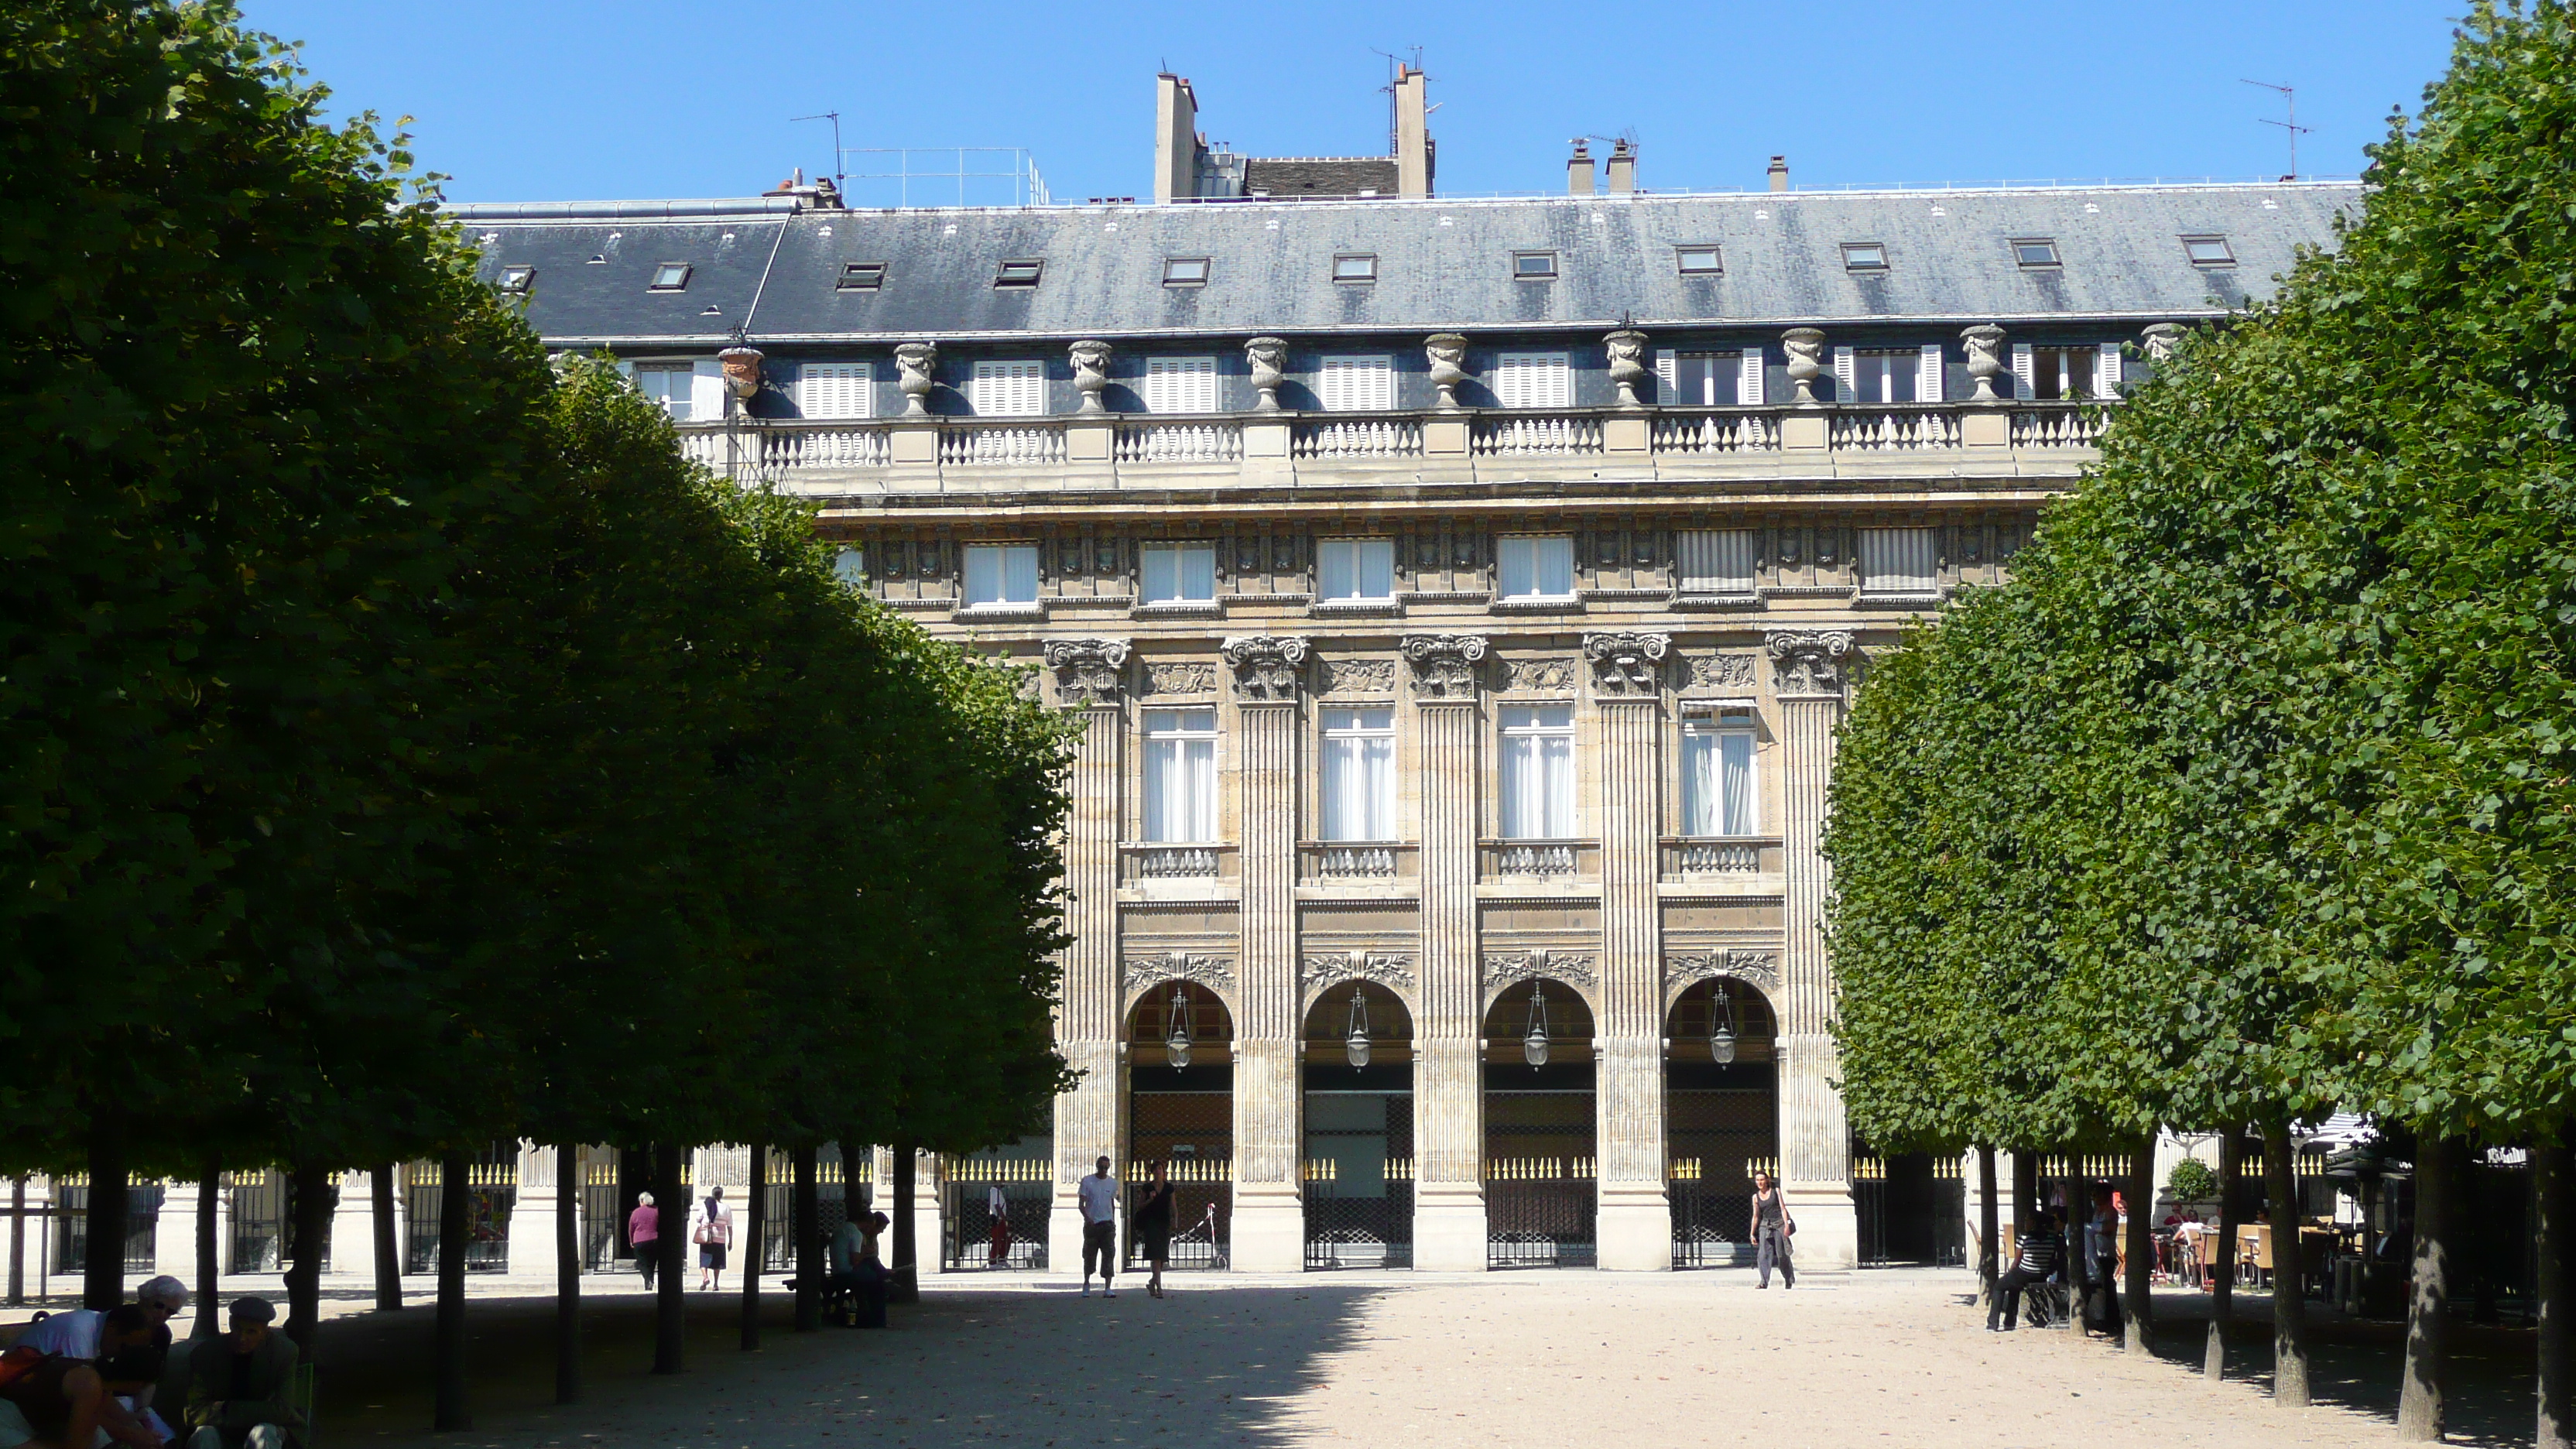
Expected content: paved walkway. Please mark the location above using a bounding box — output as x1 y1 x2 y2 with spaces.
11 1268 2537 1447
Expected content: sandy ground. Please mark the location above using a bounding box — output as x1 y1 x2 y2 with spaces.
7 1267 2540 1447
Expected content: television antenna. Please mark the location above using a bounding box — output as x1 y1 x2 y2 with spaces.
2239 80 2311 180
1372 46 1425 156
792 111 845 188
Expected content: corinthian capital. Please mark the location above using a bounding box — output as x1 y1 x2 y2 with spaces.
1401 633 1488 699
1582 632 1670 697
1766 629 1855 698
1043 638 1131 705
1218 635 1310 702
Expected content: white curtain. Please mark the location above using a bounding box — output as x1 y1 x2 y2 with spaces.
1677 529 1756 593
964 545 1039 605
1499 706 1575 838
1319 708 1394 840
1498 536 1574 599
1141 543 1216 603
1143 710 1217 841
1683 722 1758 835
1318 539 1395 601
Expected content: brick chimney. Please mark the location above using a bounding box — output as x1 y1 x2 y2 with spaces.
1566 140 1595 196
1605 139 1636 194
1767 155 1789 193
1154 74 1201 204
1394 66 1433 197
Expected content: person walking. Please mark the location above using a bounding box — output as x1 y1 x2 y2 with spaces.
1134 1162 1176 1299
628 1191 660 1291
693 1185 733 1291
1987 1208 2064 1331
1077 1156 1118 1298
1751 1170 1796 1290
986 1184 1011 1268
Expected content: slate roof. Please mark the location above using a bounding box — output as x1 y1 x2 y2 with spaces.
454 182 2358 347
1240 157 1401 198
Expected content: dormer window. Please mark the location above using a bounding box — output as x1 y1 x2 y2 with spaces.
498 265 535 293
1333 253 1378 284
2182 235 2235 266
1163 256 1211 286
1675 245 1723 276
2011 238 2060 268
1840 242 1888 272
648 262 692 291
1512 250 1558 280
836 261 887 290
994 258 1043 288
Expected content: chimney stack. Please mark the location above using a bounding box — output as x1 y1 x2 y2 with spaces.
1605 139 1636 194
1393 66 1433 197
1767 155 1789 193
1154 74 1201 204
1566 140 1595 196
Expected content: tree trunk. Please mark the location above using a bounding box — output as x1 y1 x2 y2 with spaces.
2065 1150 2086 1338
2125 1134 2156 1352
83 1105 129 1310
2399 1134 2454 1441
433 1151 470 1430
1976 1145 2000 1308
890 1138 920 1304
2539 1136 2571 1449
555 1144 581 1405
191 1166 219 1341
741 1144 765 1351
2208 1130 2242 1382
372 1164 402 1311
283 1160 331 1357
2265 1118 2311 1406
652 1143 685 1375
792 1146 819 1333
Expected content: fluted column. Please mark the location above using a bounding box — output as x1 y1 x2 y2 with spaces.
1769 629 1858 1268
1221 636 1306 1271
1585 632 1671 1270
1404 634 1488 1270
1043 639 1129 1273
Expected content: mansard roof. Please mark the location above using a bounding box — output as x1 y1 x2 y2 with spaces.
453 181 2358 347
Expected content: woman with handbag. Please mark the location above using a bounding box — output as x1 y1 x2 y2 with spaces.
694 1185 734 1291
1751 1171 1797 1289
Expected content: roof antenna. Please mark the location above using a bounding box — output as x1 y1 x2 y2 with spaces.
2239 80 2311 180
1372 46 1424 157
792 111 844 190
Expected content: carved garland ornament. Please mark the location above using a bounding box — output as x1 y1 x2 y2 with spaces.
1321 658 1398 696
1299 951 1417 995
1582 632 1670 697
1219 635 1310 702
1684 653 1759 694
1482 949 1598 991
1124 952 1235 993
1143 661 1216 696
1766 629 1855 697
1667 948 1782 995
1403 634 1488 698
1502 657 1579 694
1043 638 1130 704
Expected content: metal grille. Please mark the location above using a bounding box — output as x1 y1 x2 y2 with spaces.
1129 1087 1231 1270
1669 1081 1779 1269
942 1150 1050 1271
405 1149 518 1275
1303 1091 1414 1269
1855 1153 1968 1266
762 1148 862 1271
51 1178 159 1274
228 1170 285 1273
580 1153 631 1272
1486 1084 1597 1268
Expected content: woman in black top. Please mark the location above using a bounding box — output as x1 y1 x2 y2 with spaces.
1135 1161 1177 1298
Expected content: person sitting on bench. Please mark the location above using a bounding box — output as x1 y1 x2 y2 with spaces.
1988 1208 2065 1332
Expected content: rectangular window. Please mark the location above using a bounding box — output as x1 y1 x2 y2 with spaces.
994 258 1043 288
1675 245 1723 276
1333 253 1378 283
2028 346 2095 401
831 547 866 585
1139 541 1218 604
2012 238 2060 268
634 364 694 422
1492 351 1573 409
2182 235 2234 266
1496 535 1576 600
1316 538 1396 601
1858 526 1938 594
1141 356 1220 414
1317 355 1396 412
797 362 874 420
1319 707 1395 841
1163 256 1211 286
1842 348 1920 404
1499 705 1577 840
1681 714 1759 837
970 360 1046 416
649 262 692 290
1512 251 1558 280
1677 529 1757 594
961 543 1040 606
498 265 535 293
1841 242 1888 271
1142 708 1219 844
835 261 887 290
1670 351 1744 406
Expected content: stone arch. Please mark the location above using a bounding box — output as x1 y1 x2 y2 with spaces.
1123 977 1235 1068
1662 948 1783 1020
1296 950 1420 1022
1479 948 1603 1022
1119 953 1239 1027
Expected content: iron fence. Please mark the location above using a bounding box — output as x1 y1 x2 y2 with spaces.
942 1154 1049 1271
51 1178 159 1274
1128 1156 1231 1271
404 1151 517 1274
762 1149 862 1270
1486 1158 1596 1267
1303 1158 1414 1269
224 1170 331 1274
1855 1153 1967 1266
1130 1085 1232 1270
1668 1155 1778 1269
1667 1080 1777 1269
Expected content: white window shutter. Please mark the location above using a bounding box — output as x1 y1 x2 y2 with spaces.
1655 349 1677 402
1918 344 1944 402
2097 341 2122 398
690 358 726 420
2011 344 2034 402
1144 356 1218 413
1738 348 1766 405
1833 346 1855 401
799 362 873 420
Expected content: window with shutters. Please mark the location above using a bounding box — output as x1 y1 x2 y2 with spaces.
1668 351 1744 406
1142 709 1219 844
970 361 1046 416
1677 529 1757 594
1492 352 1572 409
1141 357 1220 414
962 544 1041 606
1319 707 1395 841
1497 535 1577 601
1317 355 1396 412
1139 542 1218 604
1681 712 1759 837
797 362 874 420
1499 705 1577 840
1316 538 1396 601
2026 346 2095 400
634 364 694 422
1858 527 1939 595
1841 348 1920 403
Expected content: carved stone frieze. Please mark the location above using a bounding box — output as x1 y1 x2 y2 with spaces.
1682 653 1759 694
1482 949 1598 990
1219 635 1309 701
1766 629 1855 697
1043 638 1130 705
1143 660 1216 697
1667 948 1782 994
1402 633 1488 698
1124 952 1235 993
1583 632 1670 696
1321 658 1398 696
1501 656 1580 694
1299 951 1417 994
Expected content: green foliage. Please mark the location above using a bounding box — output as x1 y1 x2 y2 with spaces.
2166 1157 2219 1203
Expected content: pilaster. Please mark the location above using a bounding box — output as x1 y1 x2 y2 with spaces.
1769 629 1858 1268
155 1179 204 1280
1221 635 1307 1271
1046 652 1129 1272
1405 634 1488 1270
505 1142 557 1278
1587 632 1670 1270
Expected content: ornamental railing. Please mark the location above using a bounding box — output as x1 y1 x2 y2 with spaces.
1294 419 1423 457
1473 413 1603 456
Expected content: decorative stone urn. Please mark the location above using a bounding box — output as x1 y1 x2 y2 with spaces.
894 341 939 417
2140 322 2186 368
1245 336 1289 412
718 346 764 402
1069 339 1113 414
1961 324 2008 402
1603 329 1650 408
1781 327 1827 405
1425 334 1470 410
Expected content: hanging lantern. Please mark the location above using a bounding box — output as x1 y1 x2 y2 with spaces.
1709 981 1739 1065
1165 985 1195 1070
1523 982 1552 1068
1345 988 1373 1070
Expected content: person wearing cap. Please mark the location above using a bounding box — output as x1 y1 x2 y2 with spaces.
183 1298 302 1449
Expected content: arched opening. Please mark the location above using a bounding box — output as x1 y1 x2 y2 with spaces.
1482 978 1597 1268
1125 981 1235 1270
1300 980 1415 1269
1666 978 1780 1269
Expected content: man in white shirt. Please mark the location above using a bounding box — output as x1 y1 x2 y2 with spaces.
1077 1156 1118 1298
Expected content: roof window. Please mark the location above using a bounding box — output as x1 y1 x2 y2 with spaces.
648 262 692 291
2011 238 2060 267
1841 242 1888 271
1675 245 1723 276
836 261 887 291
1333 252 1378 284
2182 235 2235 266
994 258 1043 289
1163 256 1211 286
1513 250 1558 280
498 265 535 294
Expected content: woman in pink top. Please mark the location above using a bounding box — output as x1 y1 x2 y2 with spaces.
629 1190 661 1290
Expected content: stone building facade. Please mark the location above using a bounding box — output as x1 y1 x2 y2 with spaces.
456 88 2356 1273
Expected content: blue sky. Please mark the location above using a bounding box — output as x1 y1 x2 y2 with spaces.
237 2 2462 204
